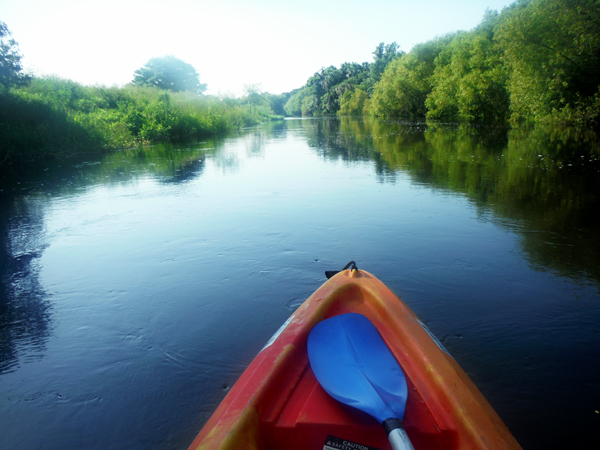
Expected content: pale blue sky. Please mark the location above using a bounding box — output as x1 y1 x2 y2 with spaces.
1 0 516 96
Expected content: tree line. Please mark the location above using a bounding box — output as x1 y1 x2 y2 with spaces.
2 0 598 164
0 26 288 165
286 0 600 125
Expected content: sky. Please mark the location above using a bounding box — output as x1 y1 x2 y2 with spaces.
1 0 516 96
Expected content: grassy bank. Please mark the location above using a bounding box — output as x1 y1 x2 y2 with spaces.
1 77 274 164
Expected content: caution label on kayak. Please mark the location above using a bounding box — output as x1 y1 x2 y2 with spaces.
323 435 382 450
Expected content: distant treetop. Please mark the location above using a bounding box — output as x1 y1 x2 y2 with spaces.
0 21 31 90
132 55 207 94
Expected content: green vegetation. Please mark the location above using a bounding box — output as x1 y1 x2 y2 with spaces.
0 21 30 90
289 0 600 126
299 116 600 281
0 22 285 165
3 0 599 166
132 55 207 94
285 42 402 117
495 0 600 124
426 13 509 122
339 89 370 116
0 77 273 164
371 37 450 119
241 83 289 120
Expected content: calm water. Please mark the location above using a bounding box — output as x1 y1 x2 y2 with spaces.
1 118 599 450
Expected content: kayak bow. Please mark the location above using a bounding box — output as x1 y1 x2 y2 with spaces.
188 267 522 450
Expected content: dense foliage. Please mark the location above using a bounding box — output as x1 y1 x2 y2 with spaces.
0 77 277 164
0 26 287 164
132 55 207 94
0 21 30 90
371 37 451 119
284 42 402 117
241 83 289 119
425 13 510 122
496 0 600 123
288 0 600 125
3 0 599 166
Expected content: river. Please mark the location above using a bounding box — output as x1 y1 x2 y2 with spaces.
1 117 599 450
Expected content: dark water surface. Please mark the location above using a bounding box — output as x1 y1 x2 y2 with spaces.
1 118 599 449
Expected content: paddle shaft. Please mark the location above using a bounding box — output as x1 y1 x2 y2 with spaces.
389 428 415 450
384 418 415 450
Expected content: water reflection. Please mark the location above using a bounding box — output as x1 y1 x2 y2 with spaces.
301 117 600 286
2 120 599 375
0 140 220 375
298 118 398 183
0 194 52 374
100 143 211 185
0 118 599 450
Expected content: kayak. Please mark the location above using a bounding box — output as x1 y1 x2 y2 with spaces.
188 265 522 450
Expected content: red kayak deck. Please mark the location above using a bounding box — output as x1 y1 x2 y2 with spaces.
188 269 522 450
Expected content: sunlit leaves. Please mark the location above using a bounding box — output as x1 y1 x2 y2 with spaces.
370 39 447 119
366 0 599 124
426 30 509 122
496 0 600 123
2 77 262 162
338 89 370 116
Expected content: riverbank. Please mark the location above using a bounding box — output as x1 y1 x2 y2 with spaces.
0 77 281 165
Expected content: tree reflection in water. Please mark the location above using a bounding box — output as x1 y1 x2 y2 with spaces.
0 119 598 450
0 194 52 374
0 140 217 374
302 117 600 287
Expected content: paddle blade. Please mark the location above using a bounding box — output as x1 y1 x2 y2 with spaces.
307 313 408 423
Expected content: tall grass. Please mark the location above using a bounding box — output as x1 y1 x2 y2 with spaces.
1 77 265 164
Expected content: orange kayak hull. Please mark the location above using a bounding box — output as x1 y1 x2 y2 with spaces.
188 269 522 450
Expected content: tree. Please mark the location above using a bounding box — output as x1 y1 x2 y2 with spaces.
300 62 372 115
370 37 450 118
369 42 402 89
301 87 319 116
132 55 207 94
266 92 290 116
0 21 30 90
496 0 600 122
426 20 509 122
284 88 307 116
305 65 345 114
243 83 264 110
338 88 370 115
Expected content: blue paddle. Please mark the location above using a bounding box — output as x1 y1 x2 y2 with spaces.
307 313 415 450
